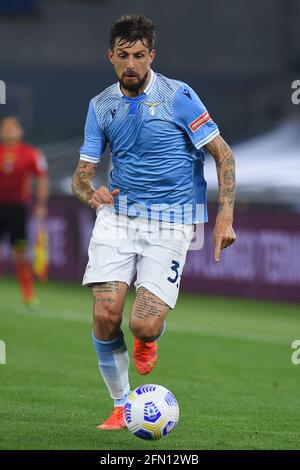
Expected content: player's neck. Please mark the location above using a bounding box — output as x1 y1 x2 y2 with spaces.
2 140 20 147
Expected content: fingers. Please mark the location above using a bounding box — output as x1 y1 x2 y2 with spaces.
91 187 120 208
214 237 222 262
214 226 237 261
221 228 236 248
96 192 113 204
226 227 237 247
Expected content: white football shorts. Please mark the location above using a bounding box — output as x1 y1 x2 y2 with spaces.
83 206 194 308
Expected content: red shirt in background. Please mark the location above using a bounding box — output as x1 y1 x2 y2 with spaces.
0 142 47 204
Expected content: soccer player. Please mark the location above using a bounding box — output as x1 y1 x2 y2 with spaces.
0 116 48 305
72 15 237 430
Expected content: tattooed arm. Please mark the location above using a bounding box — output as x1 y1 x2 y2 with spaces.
205 135 237 261
71 160 96 207
71 160 120 208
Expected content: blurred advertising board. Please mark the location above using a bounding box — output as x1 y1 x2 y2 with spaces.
1 197 299 302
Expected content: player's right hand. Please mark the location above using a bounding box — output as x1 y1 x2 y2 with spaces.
213 215 237 262
90 186 120 209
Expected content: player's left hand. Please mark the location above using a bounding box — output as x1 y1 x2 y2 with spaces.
34 203 48 221
213 215 237 262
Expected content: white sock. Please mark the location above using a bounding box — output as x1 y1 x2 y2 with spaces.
92 330 130 404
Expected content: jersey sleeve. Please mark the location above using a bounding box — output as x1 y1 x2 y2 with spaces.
173 84 220 149
29 148 48 176
79 100 107 163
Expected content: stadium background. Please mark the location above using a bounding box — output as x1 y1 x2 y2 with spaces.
0 0 300 451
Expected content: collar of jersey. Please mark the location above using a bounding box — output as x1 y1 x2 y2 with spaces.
116 69 157 100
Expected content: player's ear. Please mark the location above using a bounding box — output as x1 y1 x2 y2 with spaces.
149 49 155 65
108 49 114 64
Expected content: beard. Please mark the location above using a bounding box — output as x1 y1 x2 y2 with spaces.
119 70 149 92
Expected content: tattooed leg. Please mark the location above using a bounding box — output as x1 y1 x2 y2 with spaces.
91 281 131 404
129 287 169 343
92 281 128 340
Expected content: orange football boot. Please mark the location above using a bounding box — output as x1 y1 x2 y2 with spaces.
97 406 126 430
133 337 158 375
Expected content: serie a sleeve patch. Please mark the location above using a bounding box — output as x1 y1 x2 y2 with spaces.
188 111 211 133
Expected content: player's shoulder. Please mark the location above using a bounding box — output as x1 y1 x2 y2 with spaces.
21 143 47 171
154 73 196 102
23 144 47 168
90 83 120 113
154 73 182 96
19 142 40 156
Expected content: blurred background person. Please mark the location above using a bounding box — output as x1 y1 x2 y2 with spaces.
0 115 48 305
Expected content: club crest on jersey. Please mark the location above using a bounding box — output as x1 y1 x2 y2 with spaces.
144 101 162 116
1 152 16 174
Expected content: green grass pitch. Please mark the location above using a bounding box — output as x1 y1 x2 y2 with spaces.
0 277 299 450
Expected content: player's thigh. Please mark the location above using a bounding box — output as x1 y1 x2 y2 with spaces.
129 286 169 335
135 226 193 309
0 204 8 240
92 281 129 316
0 204 26 244
83 207 137 287
92 281 129 338
9 205 27 255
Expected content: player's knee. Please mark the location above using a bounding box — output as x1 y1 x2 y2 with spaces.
129 318 160 343
93 294 121 331
94 306 121 329
13 246 26 263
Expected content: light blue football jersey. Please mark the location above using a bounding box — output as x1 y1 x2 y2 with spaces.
80 70 219 223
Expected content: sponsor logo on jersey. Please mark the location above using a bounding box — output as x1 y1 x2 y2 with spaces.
188 111 211 132
182 88 192 100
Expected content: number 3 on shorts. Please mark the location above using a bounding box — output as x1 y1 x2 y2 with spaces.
167 260 180 284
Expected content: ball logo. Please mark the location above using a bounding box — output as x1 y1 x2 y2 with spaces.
144 402 161 423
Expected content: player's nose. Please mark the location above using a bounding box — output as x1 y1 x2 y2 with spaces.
126 55 136 68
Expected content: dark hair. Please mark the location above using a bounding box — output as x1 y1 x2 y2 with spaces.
0 115 20 128
109 15 155 51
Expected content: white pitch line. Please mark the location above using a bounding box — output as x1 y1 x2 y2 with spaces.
3 303 292 346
